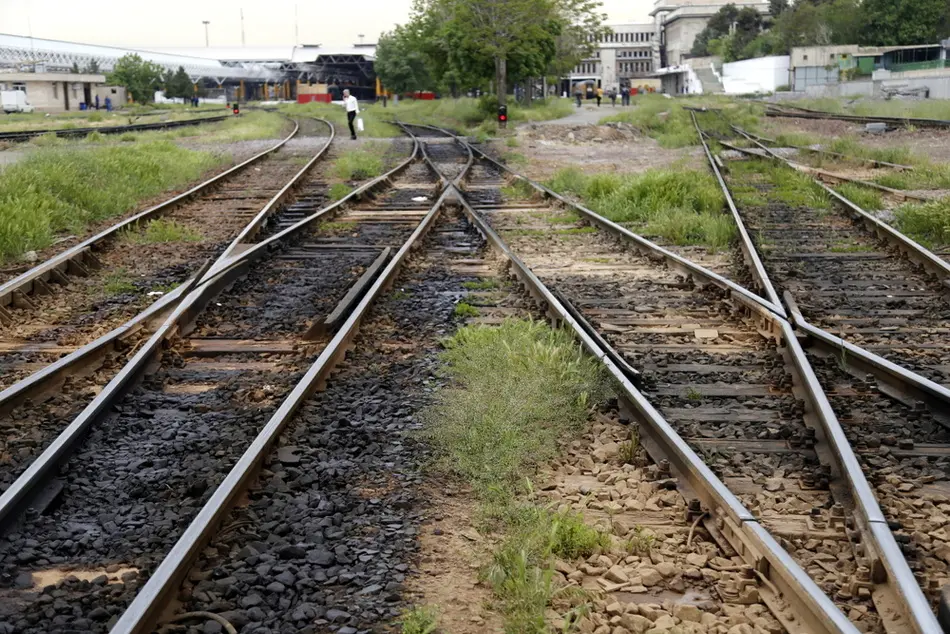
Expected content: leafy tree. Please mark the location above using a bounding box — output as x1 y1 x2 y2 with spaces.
163 66 194 100
375 25 435 94
691 4 740 56
860 0 950 46
769 0 789 16
106 54 164 103
693 5 765 61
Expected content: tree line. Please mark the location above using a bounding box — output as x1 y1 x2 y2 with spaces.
692 0 950 63
373 0 611 105
106 55 198 104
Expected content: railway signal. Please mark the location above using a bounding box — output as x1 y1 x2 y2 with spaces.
233 104 240 115
498 105 507 129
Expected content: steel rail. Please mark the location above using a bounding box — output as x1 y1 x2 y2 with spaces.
0 122 425 535
0 114 229 143
695 118 944 634
415 121 942 634
764 104 950 129
0 119 332 417
728 125 950 281
718 135 929 204
689 111 786 313
441 149 861 634
0 117 302 314
737 128 914 171
109 126 453 634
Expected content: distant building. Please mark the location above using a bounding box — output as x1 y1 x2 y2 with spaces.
562 23 659 95
651 0 769 67
0 72 126 112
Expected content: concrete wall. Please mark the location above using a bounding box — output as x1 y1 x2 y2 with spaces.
803 76 950 99
722 56 790 94
664 17 709 66
793 66 839 91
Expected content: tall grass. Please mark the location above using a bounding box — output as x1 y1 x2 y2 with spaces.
547 167 735 250
0 141 220 261
381 97 573 134
894 197 950 248
835 183 883 211
425 319 609 633
120 218 202 244
331 143 385 180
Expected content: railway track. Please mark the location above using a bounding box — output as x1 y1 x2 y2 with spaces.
0 122 483 633
764 103 950 129
0 114 230 144
0 116 333 421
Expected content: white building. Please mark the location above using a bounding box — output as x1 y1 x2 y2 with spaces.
651 0 769 67
563 23 659 95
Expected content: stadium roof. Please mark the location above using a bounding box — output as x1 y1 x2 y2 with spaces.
0 33 280 82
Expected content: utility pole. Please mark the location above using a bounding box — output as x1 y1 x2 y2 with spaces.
202 20 211 47
241 10 246 47
294 4 299 46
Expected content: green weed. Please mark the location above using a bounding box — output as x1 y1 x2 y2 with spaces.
462 279 499 290
624 525 656 555
332 144 384 180
454 302 479 318
835 183 883 211
121 218 202 244
329 183 353 201
321 220 358 232
894 197 950 248
398 606 439 634
102 269 136 295
685 387 703 401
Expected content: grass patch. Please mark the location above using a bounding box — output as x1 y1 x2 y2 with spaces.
893 197 950 248
332 144 385 180
791 97 950 121
102 269 136 295
398 606 439 634
501 178 537 200
0 140 220 262
835 183 883 211
373 97 572 135
121 219 202 244
424 320 609 633
329 183 353 201
546 167 735 250
600 94 760 148
321 220 358 232
453 302 479 318
462 279 499 290
624 526 656 555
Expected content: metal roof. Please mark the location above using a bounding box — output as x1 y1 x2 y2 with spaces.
146 45 376 64
0 33 280 82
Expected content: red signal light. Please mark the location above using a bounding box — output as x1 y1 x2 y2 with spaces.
499 114 507 122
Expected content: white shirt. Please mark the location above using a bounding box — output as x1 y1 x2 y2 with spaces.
344 95 359 113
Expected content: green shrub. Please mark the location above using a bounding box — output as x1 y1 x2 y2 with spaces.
894 197 950 248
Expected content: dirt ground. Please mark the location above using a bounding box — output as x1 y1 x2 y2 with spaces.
501 108 704 183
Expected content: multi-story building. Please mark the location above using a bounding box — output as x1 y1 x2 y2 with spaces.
562 23 657 95
651 0 769 67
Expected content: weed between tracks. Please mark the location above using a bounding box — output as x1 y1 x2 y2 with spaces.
548 166 735 250
0 140 220 262
120 218 202 244
834 183 884 211
893 197 950 248
424 320 609 633
398 606 439 634
331 144 385 180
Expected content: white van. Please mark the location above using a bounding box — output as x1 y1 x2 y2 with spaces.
1 91 35 114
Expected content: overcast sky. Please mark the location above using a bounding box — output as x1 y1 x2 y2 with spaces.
0 0 654 49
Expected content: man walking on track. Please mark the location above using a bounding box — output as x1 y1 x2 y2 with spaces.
343 89 359 140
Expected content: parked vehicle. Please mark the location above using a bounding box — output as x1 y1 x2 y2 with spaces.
1 91 35 113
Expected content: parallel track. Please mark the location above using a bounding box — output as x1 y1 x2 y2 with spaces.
0 114 229 144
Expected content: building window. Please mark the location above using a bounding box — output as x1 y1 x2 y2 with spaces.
12 82 26 92
803 54 809 61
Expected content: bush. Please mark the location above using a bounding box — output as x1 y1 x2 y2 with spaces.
894 197 950 248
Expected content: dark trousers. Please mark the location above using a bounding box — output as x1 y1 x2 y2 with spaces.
347 111 357 139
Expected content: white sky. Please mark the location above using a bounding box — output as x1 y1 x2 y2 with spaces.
0 0 654 49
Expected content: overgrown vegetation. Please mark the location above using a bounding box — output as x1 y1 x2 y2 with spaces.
893 197 950 248
102 269 136 295
381 97 573 137
279 102 401 138
727 158 832 210
121 218 202 244
547 166 735 250
834 183 883 211
453 301 479 318
398 606 439 634
329 183 353 201
424 320 610 632
331 143 385 180
0 141 220 261
599 95 760 148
